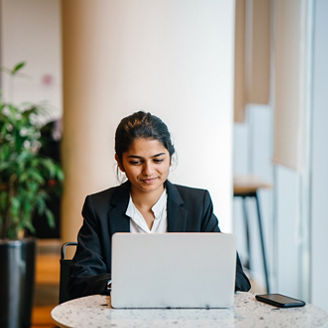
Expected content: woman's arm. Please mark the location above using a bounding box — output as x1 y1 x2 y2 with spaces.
69 196 111 299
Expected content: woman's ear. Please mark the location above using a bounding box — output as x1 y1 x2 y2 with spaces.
115 153 125 172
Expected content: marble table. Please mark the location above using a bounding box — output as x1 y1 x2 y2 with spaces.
51 292 328 328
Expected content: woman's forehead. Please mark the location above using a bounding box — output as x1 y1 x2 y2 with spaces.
125 138 168 156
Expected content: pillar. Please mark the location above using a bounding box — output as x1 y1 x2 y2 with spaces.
61 0 235 242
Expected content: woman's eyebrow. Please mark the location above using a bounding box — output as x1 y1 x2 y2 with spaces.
127 155 143 159
127 153 166 159
152 153 166 158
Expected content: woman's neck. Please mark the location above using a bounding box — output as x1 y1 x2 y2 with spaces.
130 185 164 211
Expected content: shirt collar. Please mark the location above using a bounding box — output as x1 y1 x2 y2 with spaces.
152 189 167 219
125 188 167 221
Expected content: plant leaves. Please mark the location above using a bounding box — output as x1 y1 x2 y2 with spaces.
45 208 55 228
11 62 26 75
0 62 64 238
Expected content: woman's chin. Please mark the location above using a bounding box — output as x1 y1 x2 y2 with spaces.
137 180 164 193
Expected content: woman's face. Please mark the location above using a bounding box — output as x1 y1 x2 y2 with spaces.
116 138 171 195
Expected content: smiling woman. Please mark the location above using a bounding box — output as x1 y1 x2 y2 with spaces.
69 111 251 299
117 139 170 195
117 138 171 230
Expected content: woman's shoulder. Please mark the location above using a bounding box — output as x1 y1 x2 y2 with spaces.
85 182 130 205
172 183 208 194
167 181 210 201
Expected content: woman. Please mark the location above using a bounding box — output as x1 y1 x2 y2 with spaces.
69 111 250 299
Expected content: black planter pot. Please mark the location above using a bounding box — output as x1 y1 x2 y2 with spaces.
0 238 36 328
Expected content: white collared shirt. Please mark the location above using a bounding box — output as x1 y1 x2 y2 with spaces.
126 189 167 233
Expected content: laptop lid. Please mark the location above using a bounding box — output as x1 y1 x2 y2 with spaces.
111 233 236 309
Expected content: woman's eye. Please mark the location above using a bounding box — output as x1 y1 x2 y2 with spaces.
129 160 141 165
153 158 164 163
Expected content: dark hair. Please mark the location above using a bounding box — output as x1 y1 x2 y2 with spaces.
115 111 175 164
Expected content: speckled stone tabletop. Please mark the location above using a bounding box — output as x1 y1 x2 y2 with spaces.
51 292 328 328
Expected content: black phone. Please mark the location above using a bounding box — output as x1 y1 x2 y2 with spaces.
255 293 306 308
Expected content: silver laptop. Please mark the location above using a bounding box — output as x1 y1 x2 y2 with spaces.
110 232 236 309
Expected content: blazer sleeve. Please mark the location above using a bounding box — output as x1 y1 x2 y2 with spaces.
69 196 111 299
201 190 251 292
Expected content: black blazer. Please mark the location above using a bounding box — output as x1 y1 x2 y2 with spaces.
69 181 251 298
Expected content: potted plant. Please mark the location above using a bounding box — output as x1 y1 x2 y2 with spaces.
0 62 63 328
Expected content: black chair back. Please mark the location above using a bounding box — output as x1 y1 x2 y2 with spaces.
59 242 78 304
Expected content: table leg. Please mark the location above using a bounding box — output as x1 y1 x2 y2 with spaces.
255 192 270 293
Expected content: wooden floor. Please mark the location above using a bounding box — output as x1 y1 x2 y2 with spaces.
31 240 61 328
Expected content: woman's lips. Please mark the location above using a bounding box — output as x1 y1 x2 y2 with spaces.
141 177 157 184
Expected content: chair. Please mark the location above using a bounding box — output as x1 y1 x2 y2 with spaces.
233 175 272 293
59 242 78 304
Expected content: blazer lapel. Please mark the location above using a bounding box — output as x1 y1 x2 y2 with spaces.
166 181 188 232
108 181 130 235
108 180 188 233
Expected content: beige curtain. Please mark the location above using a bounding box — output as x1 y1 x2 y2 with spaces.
234 0 271 123
272 0 308 171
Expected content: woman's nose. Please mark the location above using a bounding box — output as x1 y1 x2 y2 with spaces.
142 162 153 175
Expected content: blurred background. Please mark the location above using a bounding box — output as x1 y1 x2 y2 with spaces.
0 0 327 326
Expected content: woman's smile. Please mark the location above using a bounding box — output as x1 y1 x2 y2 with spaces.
140 177 158 184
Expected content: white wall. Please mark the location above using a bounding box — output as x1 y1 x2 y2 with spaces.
0 0 62 121
154 1 235 231
117 0 236 231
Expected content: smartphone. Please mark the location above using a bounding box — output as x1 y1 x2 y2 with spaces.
255 293 305 308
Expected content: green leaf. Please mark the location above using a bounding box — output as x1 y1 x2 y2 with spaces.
56 167 64 181
11 61 26 75
0 162 9 171
41 158 56 177
10 197 20 219
29 170 45 184
36 197 46 215
24 220 35 233
18 171 29 183
45 208 55 228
